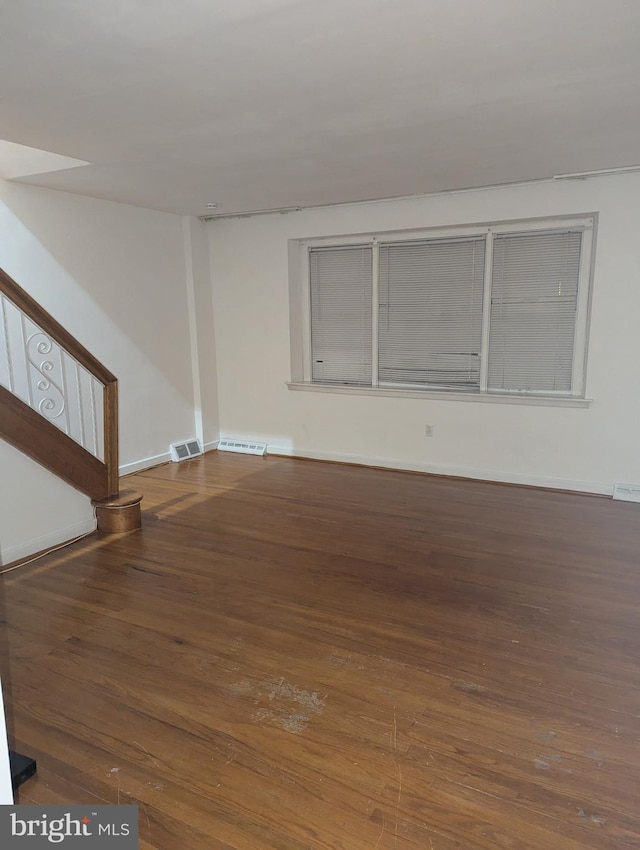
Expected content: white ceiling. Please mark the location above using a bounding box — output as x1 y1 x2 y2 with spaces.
0 139 89 181
1 0 639 216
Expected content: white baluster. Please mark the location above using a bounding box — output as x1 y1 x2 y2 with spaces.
19 314 34 407
90 376 99 456
1 294 107 462
26 328 66 423
60 349 72 436
75 361 86 448
0 294 15 392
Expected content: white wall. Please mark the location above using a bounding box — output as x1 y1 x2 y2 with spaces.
183 217 220 449
0 179 213 562
208 173 640 494
0 178 197 468
0 679 12 804
0 442 95 565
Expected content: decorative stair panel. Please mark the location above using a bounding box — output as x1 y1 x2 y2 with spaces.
0 267 119 501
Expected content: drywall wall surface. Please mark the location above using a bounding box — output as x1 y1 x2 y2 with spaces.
183 216 219 448
0 178 196 559
0 178 196 465
208 173 640 493
0 441 95 565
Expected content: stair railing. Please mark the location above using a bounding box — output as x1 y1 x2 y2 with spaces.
0 268 118 501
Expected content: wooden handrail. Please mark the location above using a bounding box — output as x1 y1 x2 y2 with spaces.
0 267 119 500
0 386 110 500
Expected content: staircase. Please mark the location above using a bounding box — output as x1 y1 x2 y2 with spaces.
0 267 145 797
0 267 141 540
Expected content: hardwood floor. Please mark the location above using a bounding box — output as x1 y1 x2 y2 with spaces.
2 452 640 849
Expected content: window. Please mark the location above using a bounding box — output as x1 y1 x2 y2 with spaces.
304 216 594 399
310 245 372 384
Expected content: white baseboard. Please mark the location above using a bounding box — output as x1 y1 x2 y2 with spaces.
117 441 607 496
268 444 612 496
120 441 219 476
0 516 97 567
119 451 171 476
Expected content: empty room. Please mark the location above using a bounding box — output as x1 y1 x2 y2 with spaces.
1 1 640 848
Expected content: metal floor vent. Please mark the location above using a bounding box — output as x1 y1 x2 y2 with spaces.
170 438 203 462
218 439 267 456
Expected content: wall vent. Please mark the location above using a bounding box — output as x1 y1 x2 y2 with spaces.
170 438 203 462
613 483 640 504
218 439 267 456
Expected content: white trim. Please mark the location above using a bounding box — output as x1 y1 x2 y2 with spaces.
371 239 379 386
287 381 592 408
0 679 13 804
120 442 219 477
299 214 594 249
301 246 312 383
183 217 205 446
297 214 595 400
119 451 171 476
268 444 611 496
0 517 97 567
571 223 594 395
200 175 604 222
553 165 640 180
479 231 494 392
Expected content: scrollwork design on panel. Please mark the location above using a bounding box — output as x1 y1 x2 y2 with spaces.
26 331 66 420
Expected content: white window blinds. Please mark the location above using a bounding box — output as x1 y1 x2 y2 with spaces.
309 246 373 385
378 238 486 388
489 230 582 393
305 217 592 398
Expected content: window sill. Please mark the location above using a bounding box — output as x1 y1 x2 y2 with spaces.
287 382 593 408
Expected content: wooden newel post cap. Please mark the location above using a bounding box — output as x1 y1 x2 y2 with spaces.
92 489 143 533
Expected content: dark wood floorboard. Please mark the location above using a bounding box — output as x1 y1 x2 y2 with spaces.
2 452 640 849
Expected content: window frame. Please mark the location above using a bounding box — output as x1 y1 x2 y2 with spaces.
293 214 596 405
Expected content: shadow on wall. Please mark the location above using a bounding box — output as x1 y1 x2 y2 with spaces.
0 180 196 411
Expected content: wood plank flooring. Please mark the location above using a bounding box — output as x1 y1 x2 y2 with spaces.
2 452 640 849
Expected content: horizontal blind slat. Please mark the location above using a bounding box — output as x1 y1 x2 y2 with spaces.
378 238 485 388
489 231 582 392
310 246 373 385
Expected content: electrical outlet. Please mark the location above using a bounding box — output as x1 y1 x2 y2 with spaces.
425 424 434 437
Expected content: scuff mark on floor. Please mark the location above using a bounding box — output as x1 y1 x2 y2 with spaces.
578 807 607 825
227 679 253 697
451 680 486 695
264 677 326 713
534 752 561 770
534 730 557 744
234 676 326 733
